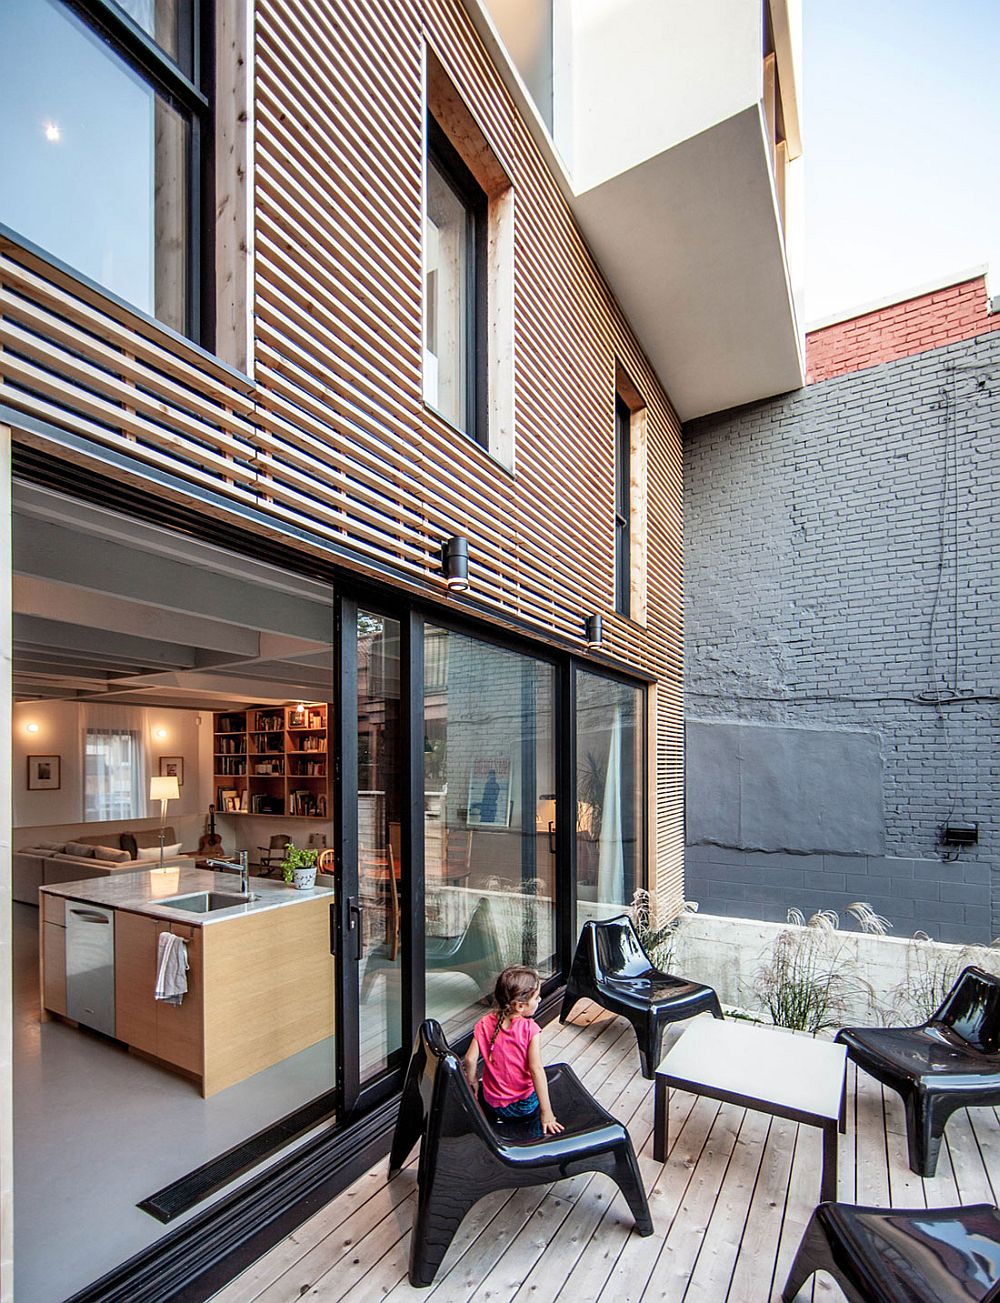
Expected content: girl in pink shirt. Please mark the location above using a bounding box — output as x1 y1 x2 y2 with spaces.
464 966 564 1136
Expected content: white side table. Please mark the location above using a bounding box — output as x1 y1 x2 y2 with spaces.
654 1018 848 1201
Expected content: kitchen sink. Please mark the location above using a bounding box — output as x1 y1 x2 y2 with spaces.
160 892 253 913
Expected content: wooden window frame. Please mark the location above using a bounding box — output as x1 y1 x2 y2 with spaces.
18 0 214 346
425 113 489 449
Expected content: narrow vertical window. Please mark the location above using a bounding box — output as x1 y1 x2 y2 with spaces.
614 393 632 617
423 114 487 445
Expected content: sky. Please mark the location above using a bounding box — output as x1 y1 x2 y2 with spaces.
802 0 1000 324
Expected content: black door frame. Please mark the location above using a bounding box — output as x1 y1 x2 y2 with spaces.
9 434 655 1301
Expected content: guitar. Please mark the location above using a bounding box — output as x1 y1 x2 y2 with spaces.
196 804 224 857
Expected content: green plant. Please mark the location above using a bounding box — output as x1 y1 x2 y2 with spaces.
280 842 318 884
751 909 875 1034
630 889 696 971
882 933 1000 1025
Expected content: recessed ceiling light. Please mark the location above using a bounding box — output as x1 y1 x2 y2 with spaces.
26 722 40 734
44 122 61 143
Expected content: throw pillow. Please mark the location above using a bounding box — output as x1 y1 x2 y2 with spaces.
90 845 132 863
121 833 138 860
133 827 176 850
64 841 96 858
135 842 183 863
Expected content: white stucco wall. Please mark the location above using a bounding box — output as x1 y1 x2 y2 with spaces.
552 0 763 192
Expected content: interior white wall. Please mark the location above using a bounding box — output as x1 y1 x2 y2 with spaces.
12 702 208 832
553 0 762 195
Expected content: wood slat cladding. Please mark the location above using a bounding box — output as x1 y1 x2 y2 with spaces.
0 0 684 913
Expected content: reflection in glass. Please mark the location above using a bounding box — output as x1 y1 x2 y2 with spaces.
357 611 404 1079
576 671 643 937
0 0 189 331
116 0 189 69
424 626 556 1040
423 156 470 430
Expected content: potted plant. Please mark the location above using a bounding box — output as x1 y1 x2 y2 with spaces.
281 842 319 891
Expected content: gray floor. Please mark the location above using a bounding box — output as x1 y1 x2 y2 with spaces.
12 904 485 1303
12 902 337 1303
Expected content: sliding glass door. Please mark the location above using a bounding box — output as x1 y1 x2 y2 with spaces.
422 624 557 1039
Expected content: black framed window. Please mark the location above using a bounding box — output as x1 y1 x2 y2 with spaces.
0 0 211 342
423 114 488 446
614 393 632 617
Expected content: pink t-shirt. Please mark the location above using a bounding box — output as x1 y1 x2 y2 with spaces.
473 1012 540 1107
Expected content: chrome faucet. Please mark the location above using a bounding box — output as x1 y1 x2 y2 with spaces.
206 851 254 898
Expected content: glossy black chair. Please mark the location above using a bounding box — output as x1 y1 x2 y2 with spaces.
782 1200 1000 1303
389 1020 653 1287
836 965 1000 1177
560 916 723 1079
361 895 502 1000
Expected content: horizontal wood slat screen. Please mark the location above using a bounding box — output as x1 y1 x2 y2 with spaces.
0 0 685 913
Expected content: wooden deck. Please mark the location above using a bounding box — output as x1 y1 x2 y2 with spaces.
213 1003 1000 1302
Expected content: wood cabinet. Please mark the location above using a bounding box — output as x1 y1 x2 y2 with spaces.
114 912 202 1073
41 895 67 1017
40 890 334 1097
213 703 329 818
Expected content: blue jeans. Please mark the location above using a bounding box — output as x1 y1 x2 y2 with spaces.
479 1088 542 1138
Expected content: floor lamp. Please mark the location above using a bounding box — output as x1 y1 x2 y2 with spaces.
149 775 180 867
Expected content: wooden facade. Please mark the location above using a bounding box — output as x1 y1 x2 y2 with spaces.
0 0 684 911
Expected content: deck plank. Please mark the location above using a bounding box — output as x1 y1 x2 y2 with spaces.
214 1013 1000 1303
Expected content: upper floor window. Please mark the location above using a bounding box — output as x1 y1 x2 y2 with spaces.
614 392 632 617
423 113 488 446
0 0 211 341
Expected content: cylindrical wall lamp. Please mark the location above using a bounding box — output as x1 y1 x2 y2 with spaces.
585 614 603 649
441 536 470 592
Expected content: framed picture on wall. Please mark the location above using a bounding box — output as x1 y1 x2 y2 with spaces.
466 756 512 828
27 755 61 790
159 756 184 785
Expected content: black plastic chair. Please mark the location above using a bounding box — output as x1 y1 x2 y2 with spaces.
560 915 723 1079
361 895 502 999
389 1020 653 1287
836 965 1000 1177
782 1200 1000 1303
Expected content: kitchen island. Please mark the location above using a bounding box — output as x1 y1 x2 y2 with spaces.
40 866 335 1096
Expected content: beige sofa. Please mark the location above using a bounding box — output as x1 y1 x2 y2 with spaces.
12 827 188 905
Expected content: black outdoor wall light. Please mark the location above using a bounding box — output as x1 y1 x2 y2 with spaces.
441 535 469 592
585 614 603 648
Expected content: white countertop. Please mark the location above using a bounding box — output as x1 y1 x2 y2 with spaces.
40 865 334 926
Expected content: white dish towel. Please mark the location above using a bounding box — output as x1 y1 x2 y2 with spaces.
154 931 189 1005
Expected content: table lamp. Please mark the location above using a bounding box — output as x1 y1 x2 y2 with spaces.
150 775 180 867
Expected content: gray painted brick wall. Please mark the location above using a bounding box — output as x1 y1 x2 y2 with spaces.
683 330 1000 943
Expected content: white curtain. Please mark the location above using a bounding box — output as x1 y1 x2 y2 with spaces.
597 706 624 906
82 704 148 822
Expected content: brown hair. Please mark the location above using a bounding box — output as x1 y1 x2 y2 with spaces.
487 966 540 1060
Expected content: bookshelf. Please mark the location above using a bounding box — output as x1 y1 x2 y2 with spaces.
213 704 329 818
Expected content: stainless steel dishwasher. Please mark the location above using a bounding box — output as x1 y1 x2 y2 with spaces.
66 903 116 1036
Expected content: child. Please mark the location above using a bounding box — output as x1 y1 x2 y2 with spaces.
464 966 565 1136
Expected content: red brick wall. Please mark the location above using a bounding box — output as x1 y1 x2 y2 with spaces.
806 275 1000 384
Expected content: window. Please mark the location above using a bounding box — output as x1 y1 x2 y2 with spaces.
615 393 632 617
0 0 210 340
423 625 557 1039
423 114 488 445
85 728 146 821
576 670 644 936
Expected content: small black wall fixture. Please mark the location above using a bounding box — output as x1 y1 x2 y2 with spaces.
585 614 603 649
440 536 469 592
941 821 979 847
